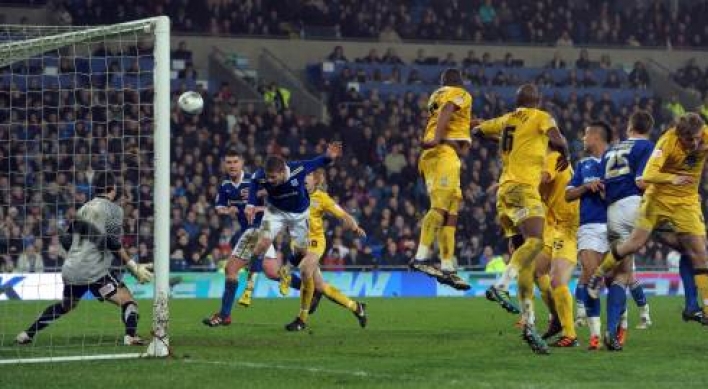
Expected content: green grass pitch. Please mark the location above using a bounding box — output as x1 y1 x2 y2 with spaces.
1 297 707 388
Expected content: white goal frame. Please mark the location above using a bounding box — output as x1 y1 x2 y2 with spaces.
0 16 171 364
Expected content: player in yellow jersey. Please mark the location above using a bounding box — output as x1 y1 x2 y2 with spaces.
472 84 569 354
409 68 472 291
280 168 368 326
530 151 580 347
589 113 708 337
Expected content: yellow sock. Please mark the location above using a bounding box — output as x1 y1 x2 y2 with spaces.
416 210 444 259
536 274 555 316
694 272 708 315
323 284 357 311
298 276 315 322
518 266 535 302
552 285 576 338
597 251 619 275
438 225 456 270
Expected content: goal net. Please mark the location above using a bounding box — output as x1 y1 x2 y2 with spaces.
0 17 171 363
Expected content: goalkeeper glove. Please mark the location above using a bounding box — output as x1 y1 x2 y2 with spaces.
127 260 154 284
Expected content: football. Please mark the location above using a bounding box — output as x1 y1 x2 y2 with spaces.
177 91 204 115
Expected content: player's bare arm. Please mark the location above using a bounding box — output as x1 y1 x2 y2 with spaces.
547 127 570 171
422 102 456 149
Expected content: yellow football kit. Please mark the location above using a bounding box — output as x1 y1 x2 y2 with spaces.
479 107 558 236
637 127 708 235
540 152 579 263
307 189 347 258
419 85 472 212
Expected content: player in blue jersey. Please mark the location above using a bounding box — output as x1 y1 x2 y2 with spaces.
202 148 302 327
565 121 612 350
593 111 655 350
246 142 366 331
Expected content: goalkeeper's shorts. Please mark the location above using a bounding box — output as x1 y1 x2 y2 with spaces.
231 228 276 261
63 272 124 302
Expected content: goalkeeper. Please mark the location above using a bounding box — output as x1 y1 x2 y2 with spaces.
16 171 153 346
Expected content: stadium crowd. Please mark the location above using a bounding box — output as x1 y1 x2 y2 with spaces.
61 0 708 49
0 38 687 274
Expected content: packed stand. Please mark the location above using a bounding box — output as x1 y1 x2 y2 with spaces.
61 0 708 49
0 44 683 273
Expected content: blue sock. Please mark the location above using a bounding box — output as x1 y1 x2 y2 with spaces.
586 291 601 317
680 254 700 312
606 283 626 337
219 279 238 318
629 280 647 308
576 283 588 309
290 273 302 290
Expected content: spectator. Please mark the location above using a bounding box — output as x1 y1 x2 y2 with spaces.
479 0 496 24
379 24 401 43
629 61 651 88
484 254 507 273
263 82 291 113
547 52 566 69
462 50 481 67
327 45 349 63
440 52 457 67
322 248 346 271
172 41 193 64
575 49 591 69
556 30 574 47
16 245 44 273
477 245 494 267
664 94 686 121
381 48 404 65
699 96 708 122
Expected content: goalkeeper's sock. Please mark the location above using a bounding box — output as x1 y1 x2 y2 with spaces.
629 280 647 308
552 285 576 338
322 284 357 311
298 276 315 322
679 254 700 312
290 273 302 290
121 301 139 337
606 283 626 337
26 302 68 338
219 279 238 318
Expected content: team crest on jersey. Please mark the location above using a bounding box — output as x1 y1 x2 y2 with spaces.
291 179 299 187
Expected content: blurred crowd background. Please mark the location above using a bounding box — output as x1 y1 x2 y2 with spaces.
2 0 708 274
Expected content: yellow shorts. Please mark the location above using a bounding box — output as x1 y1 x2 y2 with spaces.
419 144 462 213
496 182 546 237
550 223 578 264
635 195 706 236
542 217 555 257
308 235 327 259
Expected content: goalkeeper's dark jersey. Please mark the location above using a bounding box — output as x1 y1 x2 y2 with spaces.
62 197 123 284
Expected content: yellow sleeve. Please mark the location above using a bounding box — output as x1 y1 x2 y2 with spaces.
322 193 347 219
478 115 505 137
642 133 674 184
537 111 558 134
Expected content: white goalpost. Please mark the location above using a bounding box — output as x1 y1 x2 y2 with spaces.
0 16 170 363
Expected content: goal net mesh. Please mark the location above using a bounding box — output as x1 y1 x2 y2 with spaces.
0 19 168 362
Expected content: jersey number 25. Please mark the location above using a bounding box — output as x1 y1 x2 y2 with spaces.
605 149 631 179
